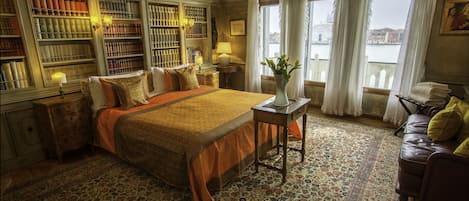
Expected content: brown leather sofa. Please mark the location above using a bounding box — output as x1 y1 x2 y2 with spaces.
396 112 469 201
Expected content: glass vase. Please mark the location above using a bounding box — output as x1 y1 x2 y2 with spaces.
273 73 289 106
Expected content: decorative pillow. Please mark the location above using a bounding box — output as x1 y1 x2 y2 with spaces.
164 69 180 92
446 96 469 142
107 75 149 110
176 67 200 91
454 137 469 158
151 64 189 95
428 104 463 142
99 78 119 107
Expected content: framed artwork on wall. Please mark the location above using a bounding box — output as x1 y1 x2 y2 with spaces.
230 19 246 36
440 0 469 34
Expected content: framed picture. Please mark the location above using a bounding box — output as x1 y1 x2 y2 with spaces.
440 0 469 34
230 19 246 36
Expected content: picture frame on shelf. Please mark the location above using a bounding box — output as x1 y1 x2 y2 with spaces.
440 0 469 35
230 19 246 36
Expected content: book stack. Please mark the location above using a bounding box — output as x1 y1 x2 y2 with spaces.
99 0 140 19
185 23 207 39
148 4 179 27
32 0 89 16
0 0 16 14
185 6 206 22
0 17 20 35
151 49 181 68
40 43 93 62
150 28 179 48
104 23 142 38
105 41 143 57
35 18 91 39
107 57 143 74
0 61 30 90
0 39 24 57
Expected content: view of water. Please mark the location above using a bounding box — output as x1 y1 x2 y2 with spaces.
268 44 401 63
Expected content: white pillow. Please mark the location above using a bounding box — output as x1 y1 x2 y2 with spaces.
88 70 144 113
150 64 190 96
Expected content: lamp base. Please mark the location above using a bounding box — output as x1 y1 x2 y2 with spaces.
218 54 230 66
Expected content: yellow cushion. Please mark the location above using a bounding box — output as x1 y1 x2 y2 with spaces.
176 67 200 91
446 96 469 142
454 137 469 158
107 75 149 110
428 104 462 142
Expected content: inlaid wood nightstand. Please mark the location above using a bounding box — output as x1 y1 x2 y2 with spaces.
33 93 91 161
196 70 219 88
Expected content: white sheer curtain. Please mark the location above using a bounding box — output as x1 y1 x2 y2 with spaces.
244 0 262 92
321 0 370 116
383 0 437 125
279 0 306 99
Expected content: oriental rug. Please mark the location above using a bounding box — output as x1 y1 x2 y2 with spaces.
1 114 402 201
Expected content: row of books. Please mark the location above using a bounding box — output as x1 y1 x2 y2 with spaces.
40 44 93 63
104 23 142 38
44 63 97 84
35 18 92 39
32 0 89 17
149 28 180 48
148 5 179 27
151 49 181 68
0 61 30 90
0 17 20 35
0 0 15 14
0 39 24 57
99 0 140 19
185 24 208 39
107 57 143 75
105 41 143 57
184 7 206 22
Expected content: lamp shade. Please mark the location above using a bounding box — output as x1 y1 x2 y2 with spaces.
216 42 232 54
51 72 67 85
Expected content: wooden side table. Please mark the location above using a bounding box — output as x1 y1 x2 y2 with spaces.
252 97 311 183
216 64 241 89
33 93 91 161
196 70 219 88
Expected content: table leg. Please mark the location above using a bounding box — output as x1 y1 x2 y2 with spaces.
301 114 307 162
276 125 280 155
282 125 288 183
254 120 259 173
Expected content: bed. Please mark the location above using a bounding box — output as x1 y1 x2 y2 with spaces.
93 84 281 201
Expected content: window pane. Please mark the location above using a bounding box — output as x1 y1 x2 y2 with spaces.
260 5 280 76
305 0 334 82
364 0 411 89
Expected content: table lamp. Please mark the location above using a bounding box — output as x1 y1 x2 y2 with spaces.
51 72 67 99
216 42 232 66
195 55 203 71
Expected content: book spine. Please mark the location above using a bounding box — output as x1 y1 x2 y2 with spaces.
2 63 14 89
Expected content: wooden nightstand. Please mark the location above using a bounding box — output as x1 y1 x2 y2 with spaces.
216 64 241 89
33 93 91 161
196 70 219 88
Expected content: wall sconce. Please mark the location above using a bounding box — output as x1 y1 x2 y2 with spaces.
103 15 113 29
182 18 195 29
90 16 100 30
51 72 67 99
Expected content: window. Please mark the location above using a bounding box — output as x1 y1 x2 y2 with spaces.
260 5 280 76
304 0 335 82
364 0 411 89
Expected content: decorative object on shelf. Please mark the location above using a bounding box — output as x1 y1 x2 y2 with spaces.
261 55 301 106
182 18 195 29
216 42 231 66
51 72 67 99
195 55 203 71
230 19 246 36
440 0 469 35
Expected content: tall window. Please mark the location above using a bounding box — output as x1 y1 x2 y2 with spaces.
260 5 280 76
304 0 335 82
364 0 411 89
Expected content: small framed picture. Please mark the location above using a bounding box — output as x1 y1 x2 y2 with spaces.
230 19 246 36
440 0 469 34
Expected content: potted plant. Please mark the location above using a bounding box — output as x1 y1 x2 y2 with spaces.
261 55 301 106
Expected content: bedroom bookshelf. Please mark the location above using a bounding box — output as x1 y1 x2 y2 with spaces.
183 3 212 66
147 1 182 68
27 0 98 87
0 1 33 92
99 0 146 75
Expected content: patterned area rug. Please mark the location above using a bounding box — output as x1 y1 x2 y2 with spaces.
2 114 401 201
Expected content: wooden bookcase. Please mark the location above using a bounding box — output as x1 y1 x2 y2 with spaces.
183 3 212 66
99 0 145 75
0 1 33 92
27 0 97 87
147 1 182 68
